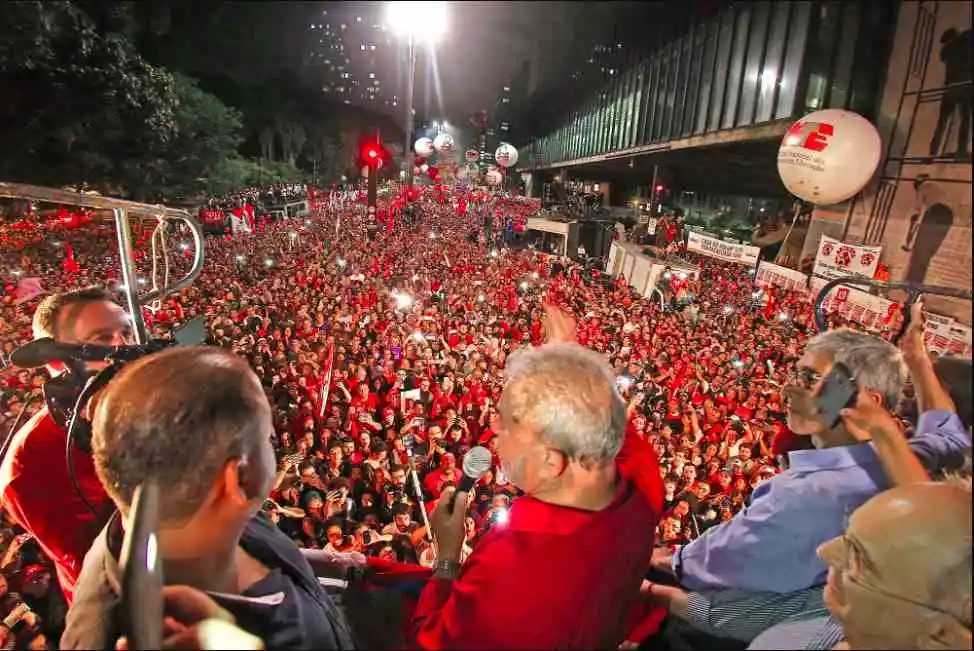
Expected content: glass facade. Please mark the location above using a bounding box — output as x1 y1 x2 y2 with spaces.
520 0 898 170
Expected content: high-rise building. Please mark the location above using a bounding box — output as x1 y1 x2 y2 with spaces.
303 5 402 117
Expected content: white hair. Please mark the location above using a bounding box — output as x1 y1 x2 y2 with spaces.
803 328 907 407
500 343 627 463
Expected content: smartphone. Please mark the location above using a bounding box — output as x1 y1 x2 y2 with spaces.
119 480 163 651
816 362 859 428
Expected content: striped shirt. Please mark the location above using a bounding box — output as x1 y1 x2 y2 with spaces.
683 586 829 643
748 616 845 650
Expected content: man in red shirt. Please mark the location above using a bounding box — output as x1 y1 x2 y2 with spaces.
0 288 131 603
414 307 662 649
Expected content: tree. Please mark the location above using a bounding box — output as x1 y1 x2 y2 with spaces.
147 73 245 199
0 1 178 197
259 126 276 161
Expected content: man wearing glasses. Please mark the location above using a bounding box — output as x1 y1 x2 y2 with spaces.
647 319 970 645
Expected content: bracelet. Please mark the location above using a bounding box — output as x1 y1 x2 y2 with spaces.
433 558 460 580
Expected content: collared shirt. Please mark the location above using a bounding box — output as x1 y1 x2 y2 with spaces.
61 512 355 650
0 409 113 604
748 615 844 650
412 430 663 650
682 586 828 642
674 410 970 594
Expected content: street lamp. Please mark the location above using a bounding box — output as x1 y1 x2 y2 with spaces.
385 1 448 185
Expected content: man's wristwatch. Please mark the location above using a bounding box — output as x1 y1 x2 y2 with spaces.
433 558 461 580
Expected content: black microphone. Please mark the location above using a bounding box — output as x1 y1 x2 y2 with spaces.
10 338 170 369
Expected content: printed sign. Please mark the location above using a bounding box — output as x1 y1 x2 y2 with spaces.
755 261 809 293
812 235 882 281
687 231 761 266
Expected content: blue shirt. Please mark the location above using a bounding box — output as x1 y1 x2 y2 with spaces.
674 410 970 594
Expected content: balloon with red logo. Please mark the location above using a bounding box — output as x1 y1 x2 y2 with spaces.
414 137 434 158
464 149 479 164
494 143 518 168
777 109 881 205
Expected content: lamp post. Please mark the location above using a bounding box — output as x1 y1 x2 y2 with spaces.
385 1 448 186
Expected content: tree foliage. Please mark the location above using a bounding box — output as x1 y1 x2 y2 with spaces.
0 1 178 197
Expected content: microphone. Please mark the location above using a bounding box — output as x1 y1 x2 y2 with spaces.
11 338 170 369
457 446 492 494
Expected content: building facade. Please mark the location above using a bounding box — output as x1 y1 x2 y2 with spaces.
816 0 971 323
304 5 402 116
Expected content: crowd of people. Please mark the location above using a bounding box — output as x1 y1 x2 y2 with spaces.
0 179 969 649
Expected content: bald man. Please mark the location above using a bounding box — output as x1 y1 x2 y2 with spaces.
750 480 972 649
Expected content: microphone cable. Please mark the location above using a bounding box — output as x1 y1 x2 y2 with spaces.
65 364 122 519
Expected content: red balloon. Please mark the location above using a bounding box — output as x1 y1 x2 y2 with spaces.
427 166 438 180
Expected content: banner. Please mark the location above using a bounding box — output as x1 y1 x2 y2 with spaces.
686 231 760 266
755 261 808 293
812 235 882 281
809 277 972 358
809 276 898 334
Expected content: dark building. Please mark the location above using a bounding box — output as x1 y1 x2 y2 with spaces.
303 5 402 117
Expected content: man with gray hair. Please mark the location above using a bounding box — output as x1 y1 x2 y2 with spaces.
413 306 664 649
648 326 970 644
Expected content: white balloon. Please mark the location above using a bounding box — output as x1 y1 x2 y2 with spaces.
486 170 503 185
414 137 435 158
494 143 519 168
420 164 429 173
433 133 456 155
777 109 881 205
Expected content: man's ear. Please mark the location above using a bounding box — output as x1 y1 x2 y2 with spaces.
218 458 259 508
862 388 885 408
541 446 568 479
918 613 972 650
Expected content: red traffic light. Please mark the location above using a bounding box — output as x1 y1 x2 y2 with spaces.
655 184 664 193
367 148 379 159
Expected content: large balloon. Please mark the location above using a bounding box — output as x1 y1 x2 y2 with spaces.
433 133 456 156
486 169 503 186
777 109 881 205
427 166 438 180
494 143 519 168
464 149 479 163
414 137 435 158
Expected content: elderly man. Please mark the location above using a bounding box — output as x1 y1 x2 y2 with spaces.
61 347 356 649
649 326 971 643
412 306 663 649
748 478 972 650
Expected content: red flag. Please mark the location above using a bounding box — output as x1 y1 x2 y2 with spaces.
316 341 336 418
63 243 80 274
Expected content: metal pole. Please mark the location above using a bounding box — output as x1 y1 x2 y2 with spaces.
404 35 417 185
649 164 659 216
113 208 148 345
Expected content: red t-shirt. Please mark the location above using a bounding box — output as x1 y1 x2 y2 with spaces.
0 409 113 604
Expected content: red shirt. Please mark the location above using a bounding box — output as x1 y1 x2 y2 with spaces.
413 431 662 649
0 409 113 604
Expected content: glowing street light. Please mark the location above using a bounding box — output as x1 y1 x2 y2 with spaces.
179 242 190 251
385 1 448 184
264 258 274 268
393 292 413 310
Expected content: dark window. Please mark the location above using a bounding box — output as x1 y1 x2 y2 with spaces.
775 1 812 119
672 34 693 138
684 25 707 136
696 19 720 134
756 2 791 123
709 10 736 131
738 1 772 126
653 52 670 141
827 1 860 109
803 2 841 113
722 5 752 129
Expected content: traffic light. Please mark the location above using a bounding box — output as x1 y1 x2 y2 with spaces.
361 141 383 167
655 184 664 193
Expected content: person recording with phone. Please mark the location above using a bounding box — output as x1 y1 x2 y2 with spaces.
0 288 132 604
61 346 356 650
646 320 971 645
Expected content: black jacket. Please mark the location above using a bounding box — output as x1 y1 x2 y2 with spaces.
61 512 356 650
